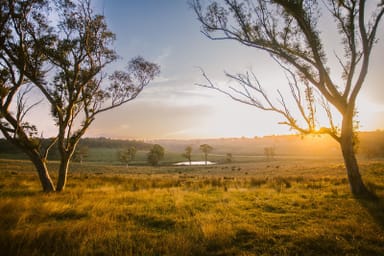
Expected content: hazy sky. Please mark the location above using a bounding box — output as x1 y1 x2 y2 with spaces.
40 1 384 139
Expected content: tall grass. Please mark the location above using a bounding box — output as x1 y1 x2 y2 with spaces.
0 159 383 255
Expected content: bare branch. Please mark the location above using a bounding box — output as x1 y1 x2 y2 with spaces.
197 67 336 135
16 85 43 123
42 136 58 160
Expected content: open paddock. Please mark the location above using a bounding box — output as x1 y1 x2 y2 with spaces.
0 158 383 255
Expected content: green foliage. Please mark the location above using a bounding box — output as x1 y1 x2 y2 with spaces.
147 144 165 166
181 146 193 164
119 146 137 166
199 144 213 154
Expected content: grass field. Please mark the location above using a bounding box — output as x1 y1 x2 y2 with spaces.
0 158 383 255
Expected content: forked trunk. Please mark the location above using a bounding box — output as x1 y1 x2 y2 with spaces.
340 111 370 197
28 152 55 192
56 155 70 192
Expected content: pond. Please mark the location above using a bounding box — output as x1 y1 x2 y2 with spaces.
173 161 216 166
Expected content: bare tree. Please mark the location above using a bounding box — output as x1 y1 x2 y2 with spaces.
0 0 160 192
191 0 384 197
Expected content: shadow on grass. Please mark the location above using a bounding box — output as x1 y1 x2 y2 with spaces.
0 190 40 198
358 195 384 230
232 229 344 256
123 213 177 231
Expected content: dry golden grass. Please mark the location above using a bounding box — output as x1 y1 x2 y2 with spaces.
0 158 383 255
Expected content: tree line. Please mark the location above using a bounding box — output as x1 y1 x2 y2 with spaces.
118 143 216 166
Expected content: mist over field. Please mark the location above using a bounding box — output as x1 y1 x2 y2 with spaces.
3 131 383 164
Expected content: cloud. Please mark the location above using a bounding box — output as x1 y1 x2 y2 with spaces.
139 76 217 105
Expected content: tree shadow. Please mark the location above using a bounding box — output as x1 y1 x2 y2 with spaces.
357 192 384 230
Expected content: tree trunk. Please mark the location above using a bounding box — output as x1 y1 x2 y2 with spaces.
56 156 70 192
340 111 370 197
28 152 55 192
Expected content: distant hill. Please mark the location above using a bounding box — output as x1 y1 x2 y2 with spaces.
77 137 152 150
151 131 384 158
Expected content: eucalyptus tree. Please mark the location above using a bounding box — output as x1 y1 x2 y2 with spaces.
182 145 193 165
199 144 213 165
0 0 159 192
192 0 384 197
0 0 58 191
119 146 137 167
147 144 165 166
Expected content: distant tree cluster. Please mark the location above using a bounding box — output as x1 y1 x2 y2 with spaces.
147 144 165 166
180 144 215 165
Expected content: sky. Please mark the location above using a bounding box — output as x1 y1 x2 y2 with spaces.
37 0 384 140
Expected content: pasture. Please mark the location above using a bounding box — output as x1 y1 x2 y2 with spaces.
0 158 383 255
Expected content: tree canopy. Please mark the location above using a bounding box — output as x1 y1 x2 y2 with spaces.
148 144 165 166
